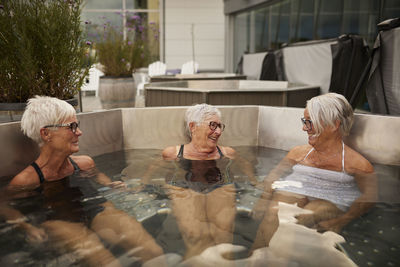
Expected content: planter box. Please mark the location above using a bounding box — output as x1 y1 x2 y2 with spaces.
98 76 136 109
0 98 79 123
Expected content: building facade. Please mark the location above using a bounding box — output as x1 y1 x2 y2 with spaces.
82 0 225 71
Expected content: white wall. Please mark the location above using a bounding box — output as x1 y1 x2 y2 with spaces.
165 0 225 71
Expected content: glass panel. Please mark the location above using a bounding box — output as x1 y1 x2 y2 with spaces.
84 0 123 9
317 15 341 38
126 12 160 63
300 0 315 12
296 0 314 42
270 3 280 49
319 0 341 12
234 12 250 69
298 15 314 41
254 7 270 52
342 0 378 47
277 0 291 46
127 0 159 9
382 0 400 21
82 12 123 42
316 0 342 39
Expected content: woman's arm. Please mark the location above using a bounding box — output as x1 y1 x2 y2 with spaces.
0 185 48 243
72 155 125 188
251 146 302 220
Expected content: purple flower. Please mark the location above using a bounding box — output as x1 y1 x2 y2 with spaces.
132 15 140 20
128 41 132 45
149 22 155 25
121 58 125 62
85 20 91 24
0 5 4 9
86 41 92 45
138 25 144 32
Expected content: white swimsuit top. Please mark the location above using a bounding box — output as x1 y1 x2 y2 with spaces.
274 141 361 211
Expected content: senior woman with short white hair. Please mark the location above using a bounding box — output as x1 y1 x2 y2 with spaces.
162 103 254 259
1 96 163 266
252 93 377 248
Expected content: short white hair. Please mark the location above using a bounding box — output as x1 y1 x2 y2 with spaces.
307 93 354 136
21 95 76 146
185 103 221 135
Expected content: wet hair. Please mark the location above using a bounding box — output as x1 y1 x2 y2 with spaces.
307 93 354 137
21 95 76 146
185 103 221 136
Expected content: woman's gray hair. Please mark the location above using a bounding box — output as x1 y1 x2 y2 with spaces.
307 93 354 137
185 103 221 136
21 95 76 146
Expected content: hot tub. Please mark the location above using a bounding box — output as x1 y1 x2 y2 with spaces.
0 106 399 266
145 80 319 107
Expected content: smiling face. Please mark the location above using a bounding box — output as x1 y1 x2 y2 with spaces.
303 108 336 147
46 116 82 155
191 114 223 150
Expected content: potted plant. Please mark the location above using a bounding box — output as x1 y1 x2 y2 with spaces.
0 0 90 120
91 13 159 109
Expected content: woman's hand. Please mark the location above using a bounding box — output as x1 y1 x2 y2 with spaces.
21 223 48 243
107 181 127 189
316 218 347 233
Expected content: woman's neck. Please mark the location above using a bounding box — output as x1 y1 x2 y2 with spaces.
313 136 342 155
187 142 217 159
35 147 71 178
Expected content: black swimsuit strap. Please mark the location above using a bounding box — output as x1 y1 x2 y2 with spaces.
31 157 80 184
177 144 224 159
177 144 184 158
216 146 224 158
31 161 45 184
68 157 80 172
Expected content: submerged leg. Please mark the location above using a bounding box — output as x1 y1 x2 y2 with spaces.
167 185 213 259
251 199 279 251
90 202 164 263
206 184 236 245
296 199 344 228
41 220 120 267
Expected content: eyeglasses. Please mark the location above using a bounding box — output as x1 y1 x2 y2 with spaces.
301 117 313 130
208 121 225 132
43 121 80 133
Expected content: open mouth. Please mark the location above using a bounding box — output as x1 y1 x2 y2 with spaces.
208 136 218 142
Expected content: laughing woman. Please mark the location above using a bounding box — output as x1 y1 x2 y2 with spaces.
0 96 163 266
252 93 377 249
162 104 239 259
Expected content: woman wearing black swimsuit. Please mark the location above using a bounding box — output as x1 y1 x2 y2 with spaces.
162 103 239 259
0 96 163 266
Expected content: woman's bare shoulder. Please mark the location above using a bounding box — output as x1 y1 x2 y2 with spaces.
219 146 236 159
345 146 374 174
286 144 312 162
9 166 39 188
70 155 95 171
162 146 179 160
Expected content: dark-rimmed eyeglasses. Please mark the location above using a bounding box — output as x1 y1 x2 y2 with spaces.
208 121 225 132
43 121 80 133
301 117 313 130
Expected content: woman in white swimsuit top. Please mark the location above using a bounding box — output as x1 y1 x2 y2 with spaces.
257 93 376 235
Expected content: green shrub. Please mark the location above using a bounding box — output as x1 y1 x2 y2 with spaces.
0 0 90 103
